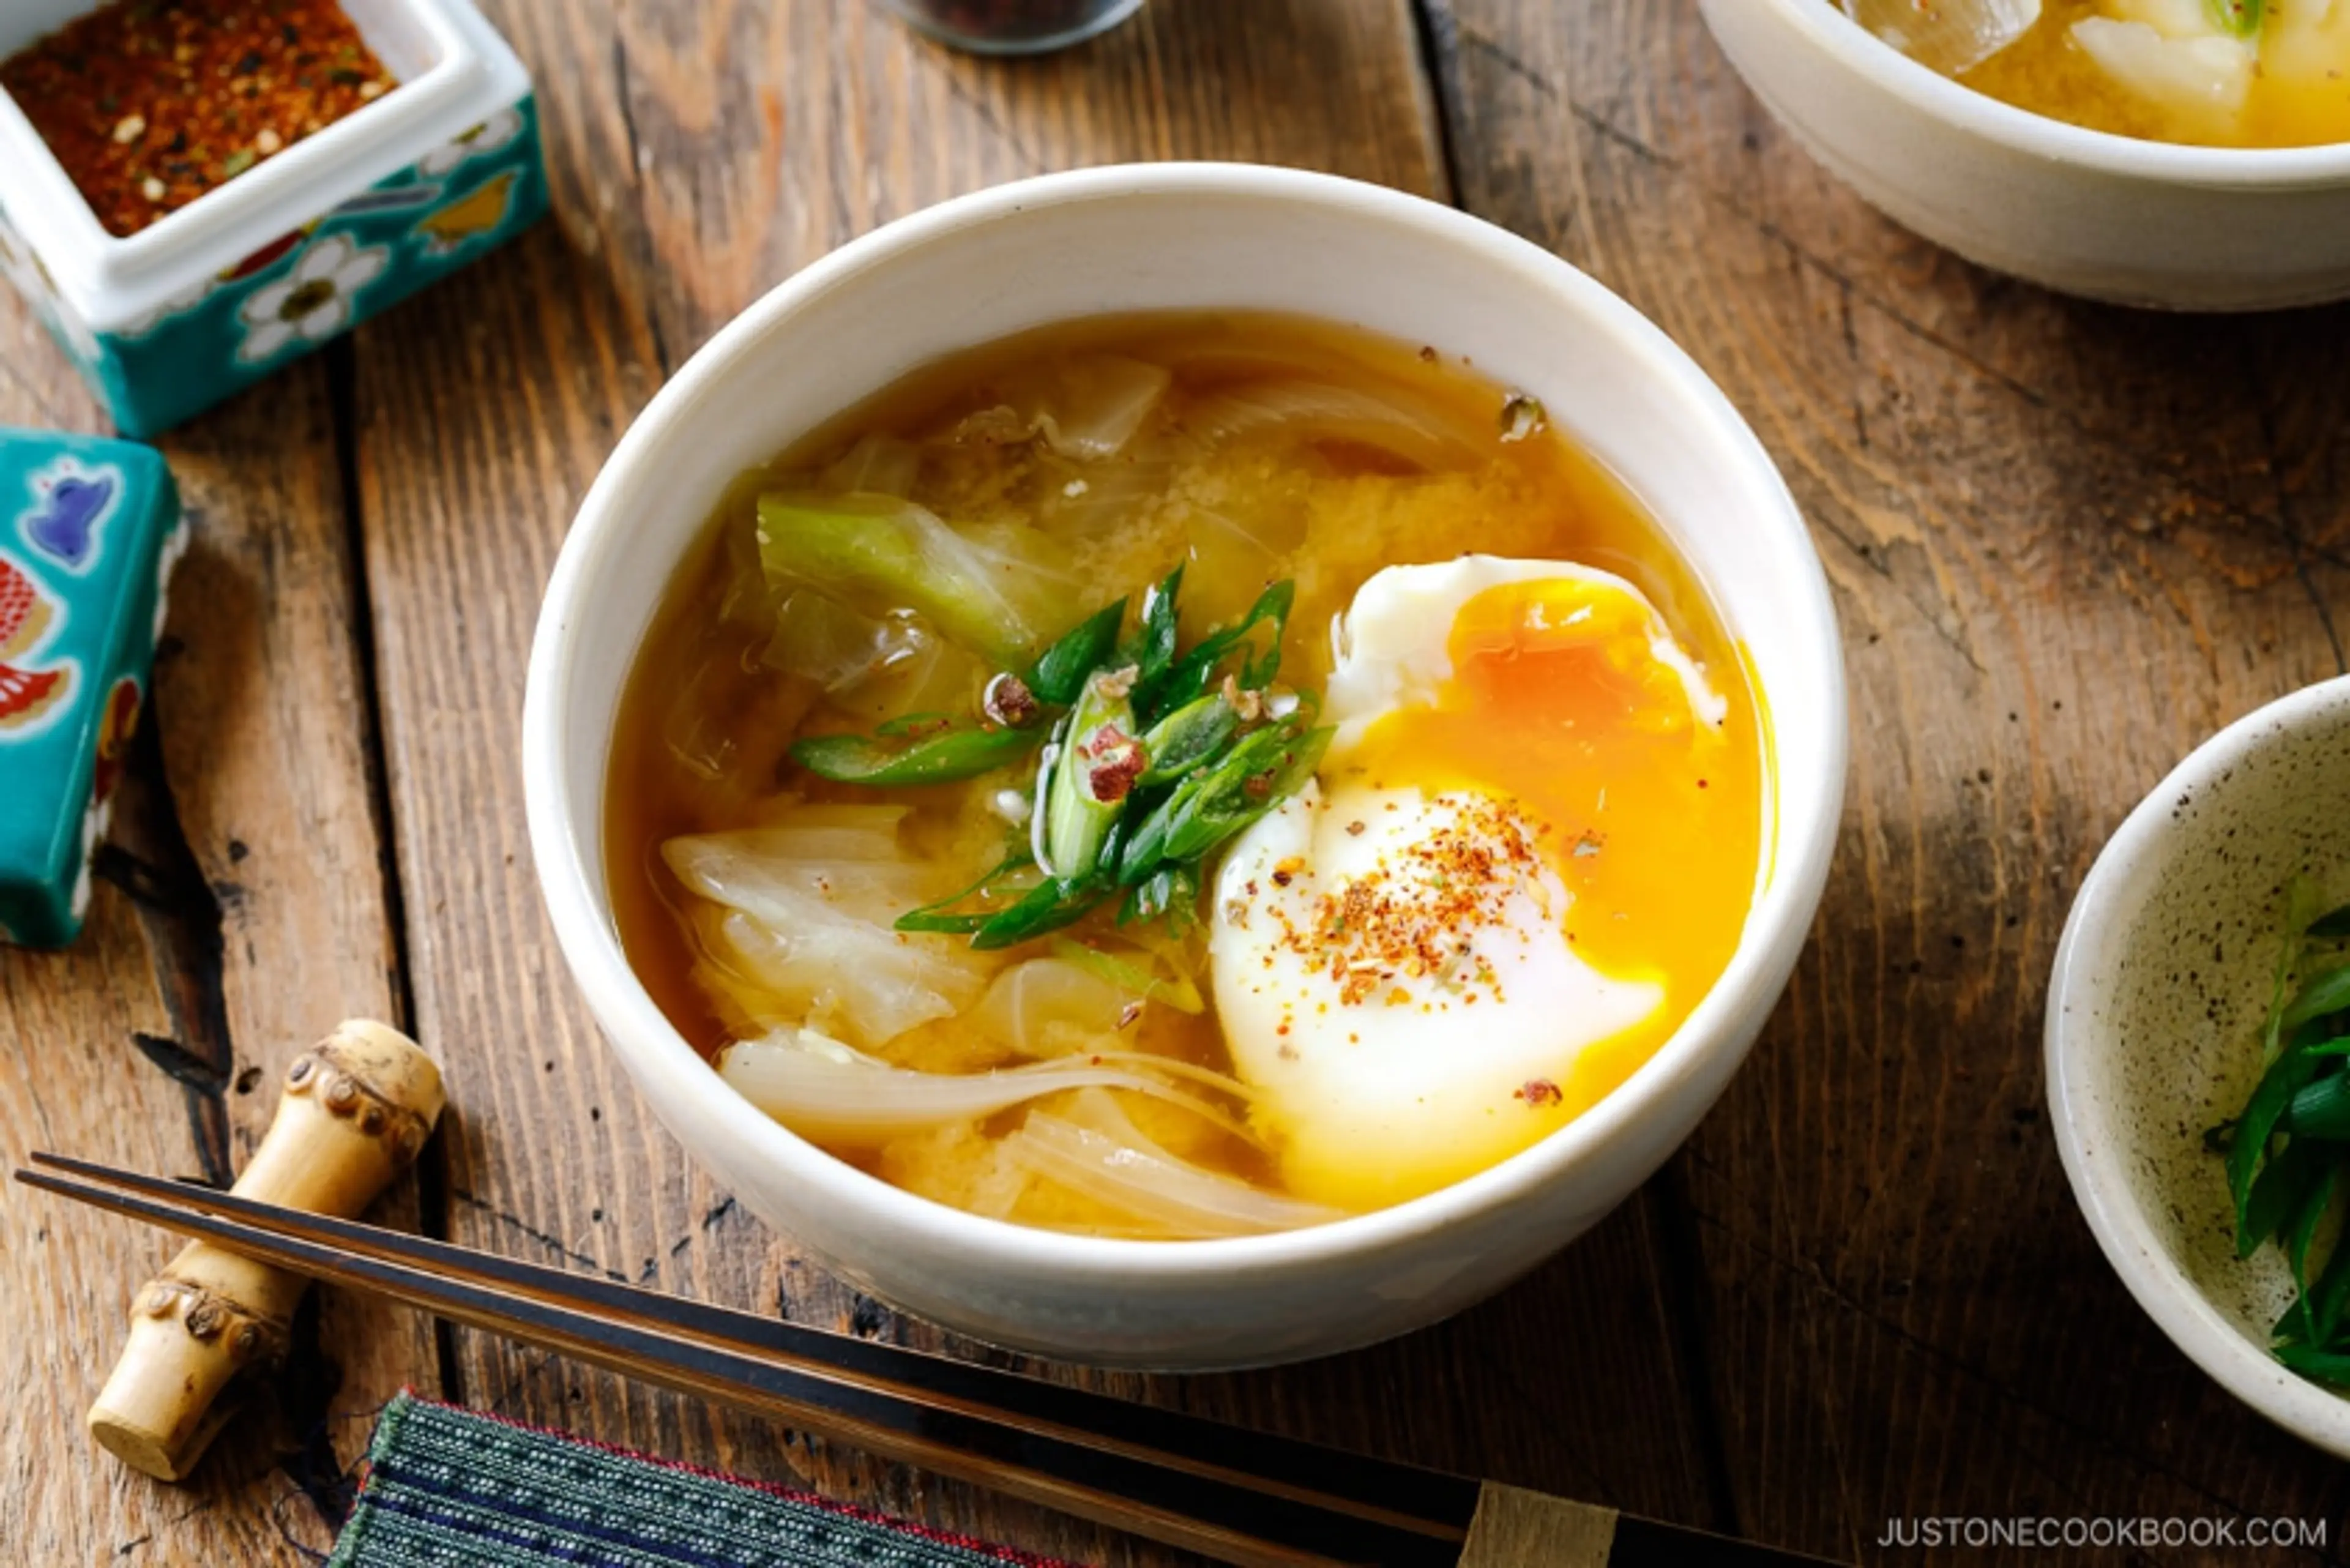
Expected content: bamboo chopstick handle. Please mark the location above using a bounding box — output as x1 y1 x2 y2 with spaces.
86 1020 444 1481
1458 1482 1619 1566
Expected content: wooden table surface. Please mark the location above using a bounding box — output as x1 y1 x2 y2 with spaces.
8 2 2350 1562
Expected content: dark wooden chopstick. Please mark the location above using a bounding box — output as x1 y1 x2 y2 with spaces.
20 1152 1842 1568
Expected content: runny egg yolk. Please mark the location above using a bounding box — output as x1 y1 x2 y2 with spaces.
1345 574 1761 1118
1207 559 1763 1211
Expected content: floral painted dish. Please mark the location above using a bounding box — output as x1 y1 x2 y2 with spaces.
0 428 184 947
0 0 544 436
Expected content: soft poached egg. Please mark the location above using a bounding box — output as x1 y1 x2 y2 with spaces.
1209 556 1758 1211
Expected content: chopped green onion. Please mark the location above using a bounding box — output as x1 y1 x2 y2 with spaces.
1028 598 1127 706
2283 962 2350 1036
894 849 1037 935
2305 1228 2350 1347
970 877 1109 950
2242 1138 2329 1260
791 722 1036 788
2283 1073 2350 1140
2272 1343 2350 1387
1161 724 1330 865
1140 580 1294 719
1134 565 1184 688
1042 668 1141 880
2207 0 2265 37
1119 863 1201 936
1049 935 1205 1014
2309 902 2350 942
1138 693 1239 786
2287 1165 2340 1344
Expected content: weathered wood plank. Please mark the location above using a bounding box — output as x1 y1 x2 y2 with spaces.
350 1 1721 1562
1428 2 2350 1561
0 329 430 1560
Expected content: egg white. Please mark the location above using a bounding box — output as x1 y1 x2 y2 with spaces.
1206 556 1720 1209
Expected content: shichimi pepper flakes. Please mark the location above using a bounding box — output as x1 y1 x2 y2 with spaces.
0 0 400 238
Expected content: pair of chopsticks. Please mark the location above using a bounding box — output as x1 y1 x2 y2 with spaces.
19 1152 1840 1568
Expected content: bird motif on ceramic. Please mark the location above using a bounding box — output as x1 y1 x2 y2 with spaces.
22 468 116 569
416 171 518 256
0 553 73 732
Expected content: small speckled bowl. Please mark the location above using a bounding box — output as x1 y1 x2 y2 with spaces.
2049 674 2350 1457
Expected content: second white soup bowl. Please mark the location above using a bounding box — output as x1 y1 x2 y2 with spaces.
1702 0 2350 311
524 164 1847 1369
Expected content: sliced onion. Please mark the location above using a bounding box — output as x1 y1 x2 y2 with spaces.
1005 1096 1346 1238
1183 501 1290 603
1065 1050 1263 1113
1026 355 1172 459
742 802 912 832
1034 454 1175 540
820 434 923 497
970 958 1136 1057
951 354 1174 461
716 1030 1251 1149
709 911 982 1045
1049 937 1204 1014
1843 0 2039 76
764 591 928 692
1182 379 1483 472
661 633 815 786
665 819 993 1047
663 826 934 918
824 634 990 730
759 491 1077 659
2070 17 2253 127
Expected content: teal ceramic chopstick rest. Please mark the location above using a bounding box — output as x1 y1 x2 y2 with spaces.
0 429 184 946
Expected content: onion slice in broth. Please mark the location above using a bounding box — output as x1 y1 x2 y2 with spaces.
1004 1091 1347 1238
715 1029 1258 1149
1181 379 1486 471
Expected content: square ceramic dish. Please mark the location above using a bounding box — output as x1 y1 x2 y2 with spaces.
0 0 545 436
0 427 184 946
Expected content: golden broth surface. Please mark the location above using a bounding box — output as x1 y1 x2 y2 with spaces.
606 312 1766 1231
1855 1 2350 147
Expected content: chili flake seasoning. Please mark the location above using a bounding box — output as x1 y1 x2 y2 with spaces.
0 0 400 238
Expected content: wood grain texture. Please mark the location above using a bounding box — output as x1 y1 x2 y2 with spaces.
1428 2 2350 1562
0 332 428 1558
1459 1483 1617 1568
346 2 1720 1564
26 2 2350 1564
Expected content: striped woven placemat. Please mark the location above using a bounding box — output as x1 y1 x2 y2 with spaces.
329 1391 1076 1567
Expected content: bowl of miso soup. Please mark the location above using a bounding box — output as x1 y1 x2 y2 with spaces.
524 165 1846 1367
1703 0 2350 309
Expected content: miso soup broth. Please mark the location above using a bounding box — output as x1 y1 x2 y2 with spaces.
1858 0 2350 148
607 312 1766 1238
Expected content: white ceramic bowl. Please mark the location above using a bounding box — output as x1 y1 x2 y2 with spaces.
2050 676 2350 1455
524 164 1848 1369
1699 0 2350 310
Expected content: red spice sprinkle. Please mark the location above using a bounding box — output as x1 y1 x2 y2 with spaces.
1078 720 1146 803
1258 794 1539 1007
1 0 400 237
1516 1079 1563 1108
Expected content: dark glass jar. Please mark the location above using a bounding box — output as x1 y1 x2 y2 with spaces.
880 0 1145 55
